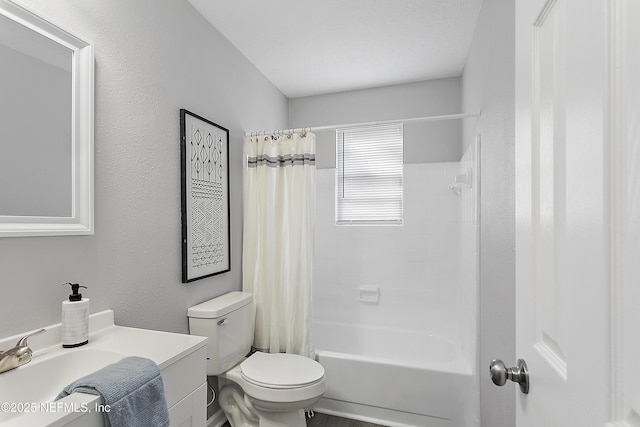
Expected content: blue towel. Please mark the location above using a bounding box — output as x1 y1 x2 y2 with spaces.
56 356 170 427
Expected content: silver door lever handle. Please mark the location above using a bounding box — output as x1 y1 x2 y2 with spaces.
489 358 529 394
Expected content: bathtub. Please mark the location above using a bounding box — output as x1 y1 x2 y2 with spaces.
313 321 476 427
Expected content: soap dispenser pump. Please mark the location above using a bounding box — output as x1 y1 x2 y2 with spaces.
61 283 89 348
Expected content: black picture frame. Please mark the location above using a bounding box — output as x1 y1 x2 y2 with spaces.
180 109 230 282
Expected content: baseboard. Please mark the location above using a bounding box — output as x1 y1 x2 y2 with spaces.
207 408 227 427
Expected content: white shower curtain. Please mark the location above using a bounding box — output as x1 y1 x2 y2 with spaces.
242 132 316 357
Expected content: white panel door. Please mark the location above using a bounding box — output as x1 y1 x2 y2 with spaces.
513 0 640 425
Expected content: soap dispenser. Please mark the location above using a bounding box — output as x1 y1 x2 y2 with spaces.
61 283 89 348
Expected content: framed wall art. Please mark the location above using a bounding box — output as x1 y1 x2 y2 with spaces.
180 109 230 282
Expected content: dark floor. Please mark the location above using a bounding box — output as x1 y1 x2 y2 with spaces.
222 412 388 427
307 412 388 427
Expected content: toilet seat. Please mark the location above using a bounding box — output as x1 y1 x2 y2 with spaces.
241 352 325 389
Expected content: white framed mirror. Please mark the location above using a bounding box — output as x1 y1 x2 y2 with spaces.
0 0 93 237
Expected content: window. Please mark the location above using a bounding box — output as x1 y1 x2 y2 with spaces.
336 124 403 225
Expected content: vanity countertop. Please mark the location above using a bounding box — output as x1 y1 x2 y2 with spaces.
0 310 207 427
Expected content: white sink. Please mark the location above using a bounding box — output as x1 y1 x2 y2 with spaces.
0 349 124 411
0 310 208 427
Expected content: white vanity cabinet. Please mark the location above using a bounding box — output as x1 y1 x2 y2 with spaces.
164 344 208 427
0 310 208 427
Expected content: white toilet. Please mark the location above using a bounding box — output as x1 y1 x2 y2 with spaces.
188 291 326 427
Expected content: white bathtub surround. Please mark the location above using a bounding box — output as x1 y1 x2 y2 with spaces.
457 138 481 427
242 133 317 356
314 162 461 341
313 146 480 426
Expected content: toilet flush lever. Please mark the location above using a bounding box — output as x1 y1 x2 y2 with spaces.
217 318 229 326
489 358 529 394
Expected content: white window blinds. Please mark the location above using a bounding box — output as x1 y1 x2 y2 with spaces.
336 124 403 225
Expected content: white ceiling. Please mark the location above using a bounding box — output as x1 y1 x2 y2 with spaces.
187 0 483 98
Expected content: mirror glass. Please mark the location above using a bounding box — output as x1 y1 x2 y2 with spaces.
0 1 94 237
0 13 73 217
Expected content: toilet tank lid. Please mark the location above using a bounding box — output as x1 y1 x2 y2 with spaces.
188 291 252 318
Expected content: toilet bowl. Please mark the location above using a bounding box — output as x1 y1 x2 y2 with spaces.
219 352 325 426
188 291 326 427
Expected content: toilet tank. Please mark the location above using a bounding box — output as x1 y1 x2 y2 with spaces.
188 291 253 376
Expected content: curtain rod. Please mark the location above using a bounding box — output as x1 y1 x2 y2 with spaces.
244 112 480 137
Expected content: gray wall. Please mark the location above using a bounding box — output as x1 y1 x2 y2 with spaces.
289 78 462 168
461 0 516 426
0 0 287 337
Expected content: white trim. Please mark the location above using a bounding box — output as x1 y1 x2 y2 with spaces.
606 0 625 422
